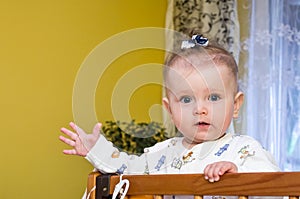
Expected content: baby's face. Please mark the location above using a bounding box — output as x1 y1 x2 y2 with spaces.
163 56 242 148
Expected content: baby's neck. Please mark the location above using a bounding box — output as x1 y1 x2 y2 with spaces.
182 133 227 149
182 139 203 149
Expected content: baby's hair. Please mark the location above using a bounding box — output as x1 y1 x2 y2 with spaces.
164 39 239 93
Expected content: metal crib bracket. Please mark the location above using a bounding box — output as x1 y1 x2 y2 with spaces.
96 174 113 199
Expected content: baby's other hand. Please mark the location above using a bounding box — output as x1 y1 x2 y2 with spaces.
203 161 237 183
59 122 101 156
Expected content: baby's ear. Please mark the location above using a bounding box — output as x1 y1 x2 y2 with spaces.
162 97 172 115
233 92 244 118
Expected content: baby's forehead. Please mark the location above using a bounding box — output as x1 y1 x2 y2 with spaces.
164 55 238 93
172 53 214 67
166 55 231 79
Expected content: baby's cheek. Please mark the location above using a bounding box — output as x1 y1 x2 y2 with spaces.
170 108 182 125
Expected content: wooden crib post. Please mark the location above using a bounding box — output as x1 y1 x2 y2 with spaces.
238 196 248 199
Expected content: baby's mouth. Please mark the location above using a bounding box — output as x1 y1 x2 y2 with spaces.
195 121 210 127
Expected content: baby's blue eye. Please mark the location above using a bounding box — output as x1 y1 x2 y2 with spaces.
180 96 192 104
208 94 220 102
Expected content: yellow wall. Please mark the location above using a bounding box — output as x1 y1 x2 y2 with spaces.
0 1 167 198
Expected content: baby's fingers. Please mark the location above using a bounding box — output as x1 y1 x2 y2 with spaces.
59 135 75 147
60 127 78 140
220 162 238 174
204 163 220 182
204 161 238 183
92 123 102 136
69 122 88 138
62 149 78 155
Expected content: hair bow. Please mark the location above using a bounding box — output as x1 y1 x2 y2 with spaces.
181 34 209 49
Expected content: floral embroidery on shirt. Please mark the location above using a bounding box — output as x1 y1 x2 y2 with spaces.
117 164 127 174
171 151 195 170
111 150 120 158
182 151 195 164
170 139 177 146
171 157 183 169
238 145 255 165
214 144 229 156
155 155 166 171
144 148 149 153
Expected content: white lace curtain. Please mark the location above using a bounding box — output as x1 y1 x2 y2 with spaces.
246 0 300 171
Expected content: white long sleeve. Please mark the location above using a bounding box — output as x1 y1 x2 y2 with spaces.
85 133 280 174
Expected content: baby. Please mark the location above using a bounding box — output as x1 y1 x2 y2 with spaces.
59 35 279 184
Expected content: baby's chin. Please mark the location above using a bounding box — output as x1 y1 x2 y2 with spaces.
183 133 226 147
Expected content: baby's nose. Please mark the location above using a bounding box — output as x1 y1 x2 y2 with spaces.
193 103 208 115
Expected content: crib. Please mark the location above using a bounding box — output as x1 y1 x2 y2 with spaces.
86 171 300 199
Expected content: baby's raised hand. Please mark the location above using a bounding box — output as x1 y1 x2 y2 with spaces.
59 122 101 156
203 161 237 183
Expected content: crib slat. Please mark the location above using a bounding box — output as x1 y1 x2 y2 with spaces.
194 195 203 199
154 195 163 199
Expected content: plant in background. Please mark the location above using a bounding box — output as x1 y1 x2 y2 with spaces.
102 120 168 154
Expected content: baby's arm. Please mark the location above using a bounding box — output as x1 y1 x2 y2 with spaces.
203 161 238 182
59 122 101 156
59 122 150 174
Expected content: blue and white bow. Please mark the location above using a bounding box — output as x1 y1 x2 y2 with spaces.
181 34 209 49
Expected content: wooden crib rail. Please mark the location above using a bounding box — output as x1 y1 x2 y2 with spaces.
86 172 300 199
